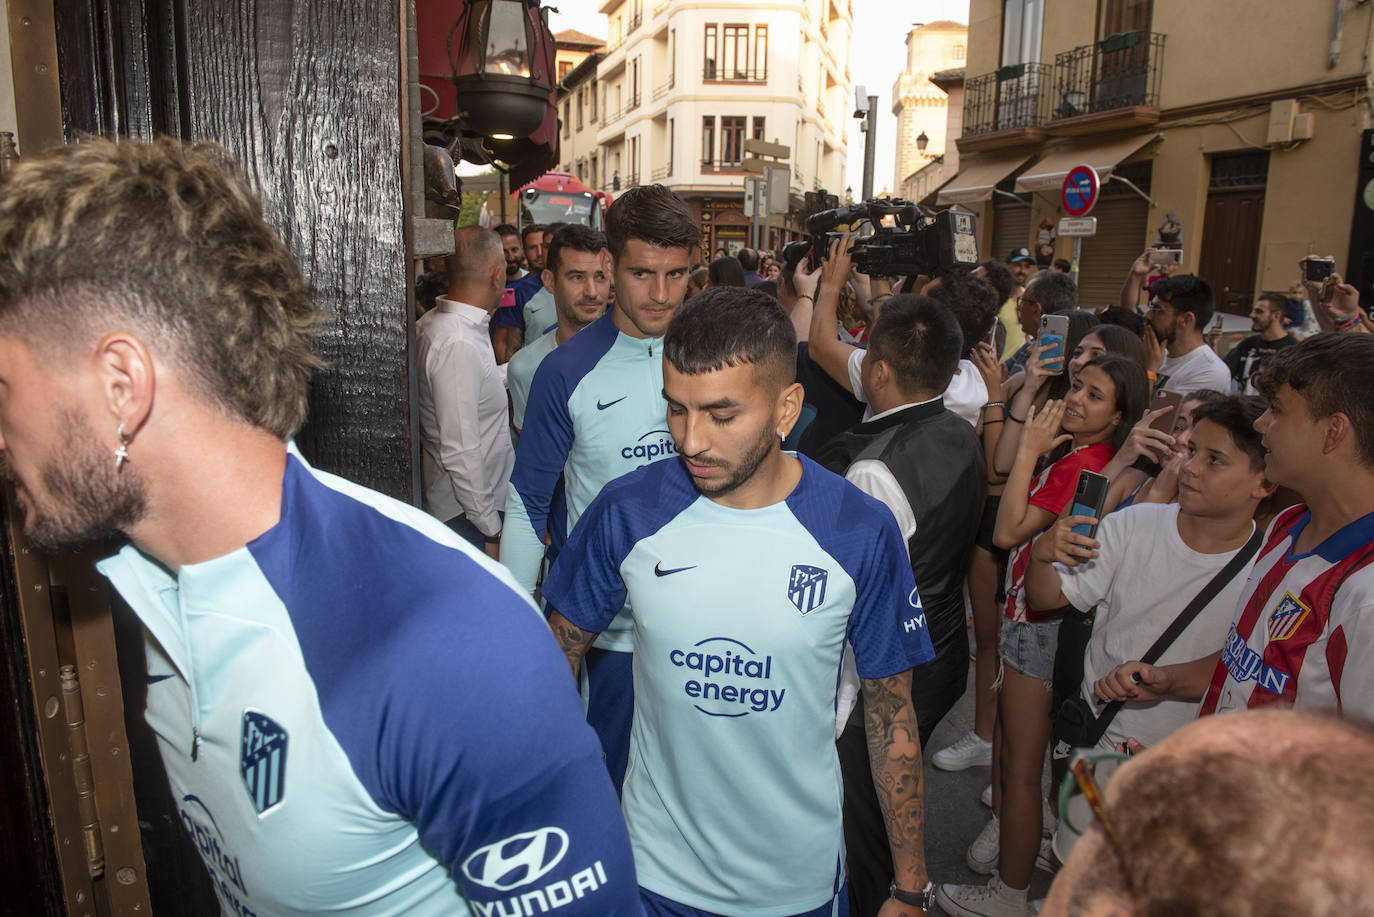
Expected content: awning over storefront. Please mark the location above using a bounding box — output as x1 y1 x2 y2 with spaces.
935 153 1034 205
1013 132 1160 194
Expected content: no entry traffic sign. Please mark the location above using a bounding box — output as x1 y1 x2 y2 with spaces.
1062 165 1100 217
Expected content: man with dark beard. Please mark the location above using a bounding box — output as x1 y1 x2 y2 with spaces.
0 138 639 917
542 287 936 917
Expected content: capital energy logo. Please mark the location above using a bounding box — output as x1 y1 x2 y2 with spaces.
179 795 251 909
621 428 678 464
670 636 785 717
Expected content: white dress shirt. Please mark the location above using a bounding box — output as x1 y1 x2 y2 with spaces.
416 296 515 535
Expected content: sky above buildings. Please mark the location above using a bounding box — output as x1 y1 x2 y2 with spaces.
548 0 970 199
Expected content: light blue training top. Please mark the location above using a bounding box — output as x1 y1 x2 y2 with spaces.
543 455 933 916
97 446 641 917
502 310 674 651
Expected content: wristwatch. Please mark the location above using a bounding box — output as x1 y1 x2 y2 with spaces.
890 880 934 910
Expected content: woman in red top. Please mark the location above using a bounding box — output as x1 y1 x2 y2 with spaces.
937 354 1148 916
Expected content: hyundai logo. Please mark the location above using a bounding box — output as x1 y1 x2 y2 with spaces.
461 827 569 891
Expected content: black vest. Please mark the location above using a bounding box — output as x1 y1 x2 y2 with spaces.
817 399 986 627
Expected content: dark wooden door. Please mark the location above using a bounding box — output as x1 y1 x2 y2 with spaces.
1199 188 1266 315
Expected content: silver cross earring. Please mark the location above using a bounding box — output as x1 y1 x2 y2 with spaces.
114 422 131 471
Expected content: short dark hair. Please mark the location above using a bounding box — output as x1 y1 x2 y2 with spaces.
544 221 569 237
868 295 963 399
1256 291 1289 314
1151 274 1215 329
1096 305 1145 338
977 259 1015 303
604 184 702 261
1081 354 1150 453
927 269 999 359
494 222 519 239
1190 395 1268 472
754 279 779 299
1026 270 1078 315
1087 322 1147 368
1053 258 1072 272
522 223 546 244
738 247 760 271
1254 332 1374 466
664 286 795 391
708 255 746 288
546 225 607 273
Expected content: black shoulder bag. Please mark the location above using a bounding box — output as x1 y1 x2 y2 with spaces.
1052 526 1264 762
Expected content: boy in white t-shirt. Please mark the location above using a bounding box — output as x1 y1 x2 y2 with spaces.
1025 396 1273 750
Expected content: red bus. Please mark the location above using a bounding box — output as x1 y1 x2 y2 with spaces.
515 172 612 235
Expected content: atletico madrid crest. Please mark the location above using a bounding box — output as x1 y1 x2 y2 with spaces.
788 564 829 615
1267 592 1311 642
241 710 288 815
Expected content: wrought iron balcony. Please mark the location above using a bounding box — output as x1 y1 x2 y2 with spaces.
962 62 1051 137
626 93 642 112
651 164 670 180
627 12 642 33
702 66 768 83
652 76 674 101
1051 31 1165 121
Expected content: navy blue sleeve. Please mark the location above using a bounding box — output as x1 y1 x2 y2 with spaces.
542 473 638 633
251 461 642 914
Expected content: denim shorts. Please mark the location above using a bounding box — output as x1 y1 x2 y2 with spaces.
998 617 1060 686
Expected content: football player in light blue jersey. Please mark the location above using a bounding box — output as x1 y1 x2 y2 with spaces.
0 138 641 917
544 288 936 917
502 185 701 791
508 226 610 437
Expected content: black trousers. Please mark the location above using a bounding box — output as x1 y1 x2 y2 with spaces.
839 594 969 917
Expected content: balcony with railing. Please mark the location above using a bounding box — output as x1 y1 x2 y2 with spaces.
651 164 671 180
702 66 767 84
1049 31 1165 134
626 172 641 188
627 11 642 33
701 159 746 174
626 93 642 112
957 62 1051 152
651 76 675 101
601 104 626 131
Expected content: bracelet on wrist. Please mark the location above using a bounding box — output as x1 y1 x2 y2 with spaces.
1007 411 1026 424
1335 311 1363 330
983 401 1005 410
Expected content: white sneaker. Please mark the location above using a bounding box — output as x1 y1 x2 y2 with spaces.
966 816 1000 874
1034 835 1059 874
980 783 993 807
935 874 1035 917
933 731 993 771
966 808 1058 876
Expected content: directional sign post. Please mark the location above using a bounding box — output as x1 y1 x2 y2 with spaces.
1061 165 1100 284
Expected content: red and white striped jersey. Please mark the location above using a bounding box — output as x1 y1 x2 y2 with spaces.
1200 505 1374 718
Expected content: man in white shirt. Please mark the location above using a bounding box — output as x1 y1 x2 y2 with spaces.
1024 395 1271 751
417 226 515 556
1145 274 1232 395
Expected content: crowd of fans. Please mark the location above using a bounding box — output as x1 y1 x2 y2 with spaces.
4 135 1372 917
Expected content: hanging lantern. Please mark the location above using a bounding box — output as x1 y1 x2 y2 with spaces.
451 0 555 140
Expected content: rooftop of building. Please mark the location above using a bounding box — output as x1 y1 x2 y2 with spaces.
556 28 605 49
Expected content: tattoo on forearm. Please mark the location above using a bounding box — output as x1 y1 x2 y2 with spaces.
862 672 926 885
548 612 597 678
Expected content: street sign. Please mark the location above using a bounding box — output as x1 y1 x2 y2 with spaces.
1057 216 1098 237
743 139 790 159
765 165 790 214
743 176 766 218
1061 165 1100 217
742 156 777 173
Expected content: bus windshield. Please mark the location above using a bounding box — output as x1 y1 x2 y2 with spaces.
519 189 601 229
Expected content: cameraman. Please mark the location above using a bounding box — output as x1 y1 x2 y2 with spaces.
805 236 997 427
1024 396 1271 753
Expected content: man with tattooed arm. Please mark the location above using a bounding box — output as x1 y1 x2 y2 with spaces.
542 286 935 916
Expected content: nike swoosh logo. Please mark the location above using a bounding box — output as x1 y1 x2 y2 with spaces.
654 562 697 577
597 396 627 410
147 673 175 684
